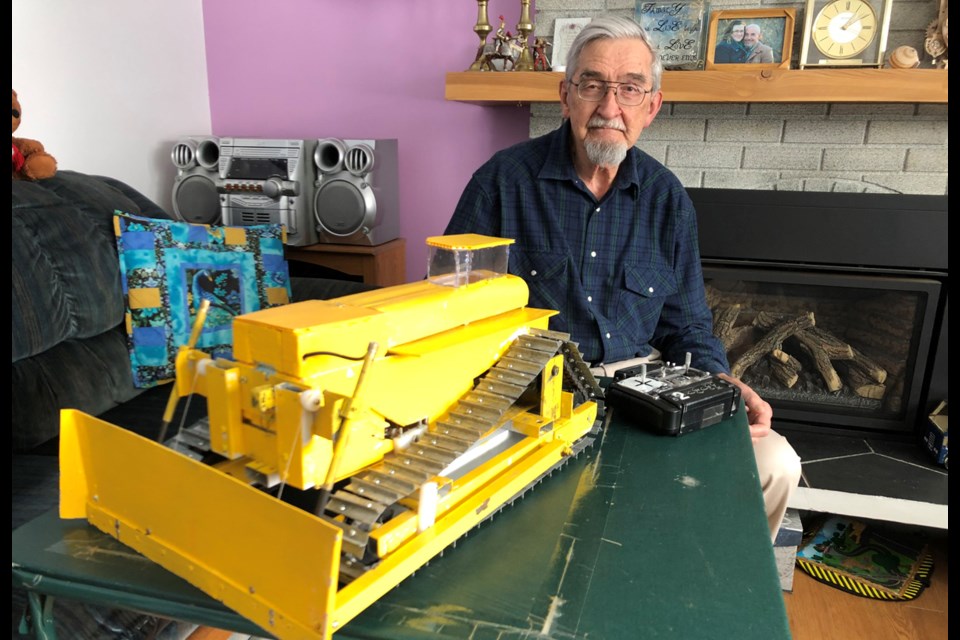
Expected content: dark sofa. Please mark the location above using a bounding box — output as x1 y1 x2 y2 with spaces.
11 170 374 637
12 171 171 452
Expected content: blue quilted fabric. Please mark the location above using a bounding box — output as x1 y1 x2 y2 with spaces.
114 213 291 388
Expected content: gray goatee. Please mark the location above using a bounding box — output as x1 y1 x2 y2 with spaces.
584 117 628 166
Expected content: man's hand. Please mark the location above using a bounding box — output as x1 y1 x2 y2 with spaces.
717 373 772 443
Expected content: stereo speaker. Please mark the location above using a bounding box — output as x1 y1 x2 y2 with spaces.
312 138 400 246
171 136 222 224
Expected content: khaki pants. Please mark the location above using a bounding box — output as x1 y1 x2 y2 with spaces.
754 430 803 541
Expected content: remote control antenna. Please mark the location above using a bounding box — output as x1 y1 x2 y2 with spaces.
684 352 692 373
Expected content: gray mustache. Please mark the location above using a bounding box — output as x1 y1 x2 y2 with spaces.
587 118 626 131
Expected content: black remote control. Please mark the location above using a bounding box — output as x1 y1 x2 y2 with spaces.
606 356 741 436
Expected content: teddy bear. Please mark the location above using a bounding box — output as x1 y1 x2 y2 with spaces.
12 89 57 180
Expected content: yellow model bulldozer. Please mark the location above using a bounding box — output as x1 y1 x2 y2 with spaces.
59 234 604 639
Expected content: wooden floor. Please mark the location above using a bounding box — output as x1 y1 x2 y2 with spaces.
783 527 948 639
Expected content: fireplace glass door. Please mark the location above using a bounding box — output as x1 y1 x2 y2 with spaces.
703 267 941 434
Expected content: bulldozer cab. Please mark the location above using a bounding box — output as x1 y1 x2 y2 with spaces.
426 234 513 287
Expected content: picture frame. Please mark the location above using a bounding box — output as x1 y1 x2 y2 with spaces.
705 8 796 70
636 0 710 70
551 17 593 72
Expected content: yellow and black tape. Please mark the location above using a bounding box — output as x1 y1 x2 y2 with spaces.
796 558 930 601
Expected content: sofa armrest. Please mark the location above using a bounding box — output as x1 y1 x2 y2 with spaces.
92 174 171 220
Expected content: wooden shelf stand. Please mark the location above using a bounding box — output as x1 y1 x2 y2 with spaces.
445 68 948 104
285 238 406 287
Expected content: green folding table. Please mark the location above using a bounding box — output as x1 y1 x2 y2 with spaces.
12 404 790 639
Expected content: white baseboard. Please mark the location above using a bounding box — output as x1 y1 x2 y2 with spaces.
788 487 948 529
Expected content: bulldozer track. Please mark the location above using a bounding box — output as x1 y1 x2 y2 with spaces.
317 327 602 583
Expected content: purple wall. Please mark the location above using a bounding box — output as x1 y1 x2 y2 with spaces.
202 0 534 282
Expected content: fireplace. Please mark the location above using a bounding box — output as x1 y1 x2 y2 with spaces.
689 188 948 438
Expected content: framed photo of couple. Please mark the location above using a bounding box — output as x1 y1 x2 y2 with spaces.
705 8 796 70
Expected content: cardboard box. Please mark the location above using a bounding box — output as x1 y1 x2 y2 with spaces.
923 400 948 468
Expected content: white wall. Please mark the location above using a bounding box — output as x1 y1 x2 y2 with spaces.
12 1 212 213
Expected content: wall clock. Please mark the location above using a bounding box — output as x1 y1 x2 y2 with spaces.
799 0 893 67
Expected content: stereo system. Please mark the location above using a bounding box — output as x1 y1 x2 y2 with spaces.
170 136 400 247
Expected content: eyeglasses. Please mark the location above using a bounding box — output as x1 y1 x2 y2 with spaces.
570 79 650 106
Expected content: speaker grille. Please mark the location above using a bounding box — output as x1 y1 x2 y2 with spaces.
175 176 221 224
315 182 365 236
239 210 275 226
345 144 374 176
172 142 196 169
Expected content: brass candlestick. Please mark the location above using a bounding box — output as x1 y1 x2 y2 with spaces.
469 0 493 71
513 0 535 71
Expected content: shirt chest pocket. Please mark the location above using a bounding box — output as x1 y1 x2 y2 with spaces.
510 249 568 310
512 249 567 281
623 263 678 299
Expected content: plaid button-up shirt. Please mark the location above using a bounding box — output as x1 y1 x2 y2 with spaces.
445 120 729 373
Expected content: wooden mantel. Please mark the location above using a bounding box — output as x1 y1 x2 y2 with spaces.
445 68 948 104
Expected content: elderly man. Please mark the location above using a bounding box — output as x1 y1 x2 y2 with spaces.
743 23 775 63
444 15 800 541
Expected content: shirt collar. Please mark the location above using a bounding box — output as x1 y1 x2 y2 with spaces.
539 120 642 196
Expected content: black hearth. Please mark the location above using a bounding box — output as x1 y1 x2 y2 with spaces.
689 188 948 439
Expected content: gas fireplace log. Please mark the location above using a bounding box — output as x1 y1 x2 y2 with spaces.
705 285 722 310
713 307 755 352
848 348 888 384
714 304 741 336
837 363 886 399
792 328 855 365
796 340 843 393
752 310 784 330
754 312 855 359
724 326 755 353
769 349 802 388
731 312 814 379
802 327 855 359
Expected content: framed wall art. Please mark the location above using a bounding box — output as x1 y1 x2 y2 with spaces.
636 1 710 70
551 17 593 71
705 8 796 70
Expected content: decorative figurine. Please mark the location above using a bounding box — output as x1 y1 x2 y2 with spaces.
888 45 920 69
479 15 521 71
533 37 552 71
924 0 948 69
